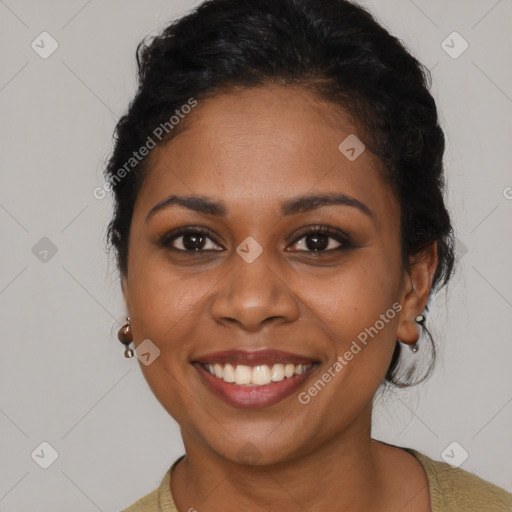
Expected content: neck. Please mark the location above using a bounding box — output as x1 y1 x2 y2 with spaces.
170 412 399 512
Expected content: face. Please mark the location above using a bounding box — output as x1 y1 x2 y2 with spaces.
121 84 430 465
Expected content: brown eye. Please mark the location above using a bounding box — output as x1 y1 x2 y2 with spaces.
288 226 351 253
161 228 223 252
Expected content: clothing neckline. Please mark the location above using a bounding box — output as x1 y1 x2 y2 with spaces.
158 455 184 511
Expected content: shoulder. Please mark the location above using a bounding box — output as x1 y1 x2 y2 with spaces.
120 467 174 512
120 456 184 512
407 448 512 511
121 488 159 512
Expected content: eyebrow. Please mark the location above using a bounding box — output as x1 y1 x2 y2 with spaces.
145 192 373 223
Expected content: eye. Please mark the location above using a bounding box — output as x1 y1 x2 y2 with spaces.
160 227 223 252
288 225 350 253
159 225 352 255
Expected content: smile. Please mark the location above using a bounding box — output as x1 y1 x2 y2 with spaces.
191 349 320 408
201 362 315 386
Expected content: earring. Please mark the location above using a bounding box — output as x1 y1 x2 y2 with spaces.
117 315 134 358
415 313 426 325
410 313 426 353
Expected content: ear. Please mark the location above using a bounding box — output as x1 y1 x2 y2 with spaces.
396 242 438 345
121 274 129 312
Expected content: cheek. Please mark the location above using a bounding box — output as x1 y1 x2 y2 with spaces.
128 226 205 304
302 255 401 400
129 267 208 349
298 263 400 411
308 252 400 333
125 243 208 358
126 259 211 424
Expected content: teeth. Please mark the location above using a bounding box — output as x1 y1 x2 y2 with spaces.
202 362 314 386
223 363 236 383
284 364 295 378
234 365 252 385
214 363 223 378
294 364 306 375
252 365 272 385
271 364 285 381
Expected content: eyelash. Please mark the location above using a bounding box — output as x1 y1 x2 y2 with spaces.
159 225 353 255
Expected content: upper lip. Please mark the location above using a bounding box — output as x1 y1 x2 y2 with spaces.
192 349 318 366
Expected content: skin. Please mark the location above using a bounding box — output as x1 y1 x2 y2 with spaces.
121 84 437 511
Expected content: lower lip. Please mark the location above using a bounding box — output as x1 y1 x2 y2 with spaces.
193 363 319 409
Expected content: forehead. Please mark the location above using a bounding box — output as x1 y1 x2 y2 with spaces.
135 85 397 226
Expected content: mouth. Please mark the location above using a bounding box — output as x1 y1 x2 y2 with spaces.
191 349 320 408
198 361 316 386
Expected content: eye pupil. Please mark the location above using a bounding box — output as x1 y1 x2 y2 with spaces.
306 233 329 251
183 233 206 250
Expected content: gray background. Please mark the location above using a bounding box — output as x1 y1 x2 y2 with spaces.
0 0 511 510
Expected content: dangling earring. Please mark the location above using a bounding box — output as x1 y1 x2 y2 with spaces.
410 313 426 353
117 315 134 358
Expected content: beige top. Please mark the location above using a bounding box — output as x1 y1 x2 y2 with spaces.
121 448 512 511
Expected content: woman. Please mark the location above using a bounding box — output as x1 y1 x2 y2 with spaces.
104 0 512 510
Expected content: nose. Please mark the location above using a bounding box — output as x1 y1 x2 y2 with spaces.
210 252 300 332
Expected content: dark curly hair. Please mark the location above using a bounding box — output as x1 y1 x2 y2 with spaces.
103 0 455 387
